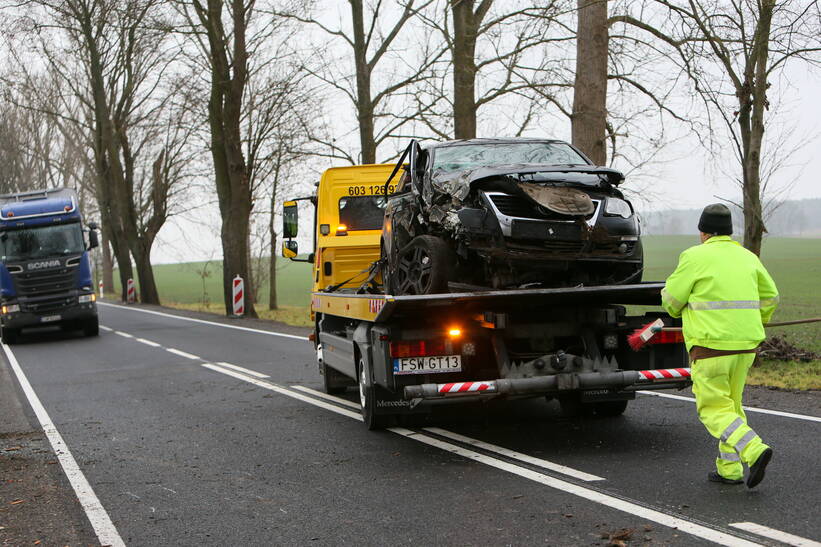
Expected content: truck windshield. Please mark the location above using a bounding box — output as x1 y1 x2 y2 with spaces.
432 142 588 173
338 196 386 231
0 223 85 262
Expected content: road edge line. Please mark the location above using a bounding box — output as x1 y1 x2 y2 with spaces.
730 522 821 547
1 343 125 547
98 302 308 341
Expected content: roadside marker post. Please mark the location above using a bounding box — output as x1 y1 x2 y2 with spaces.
232 275 245 316
99 280 103 299
126 278 136 304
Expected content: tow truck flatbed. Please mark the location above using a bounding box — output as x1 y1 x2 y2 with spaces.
311 282 664 322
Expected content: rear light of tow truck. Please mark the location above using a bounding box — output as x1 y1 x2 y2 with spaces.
647 330 685 344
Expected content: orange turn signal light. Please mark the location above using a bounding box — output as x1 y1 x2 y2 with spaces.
336 224 348 236
447 327 462 338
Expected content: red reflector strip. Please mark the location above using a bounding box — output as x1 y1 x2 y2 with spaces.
638 368 691 380
648 330 685 344
438 381 496 394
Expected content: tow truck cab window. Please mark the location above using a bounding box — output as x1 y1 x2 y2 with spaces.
338 196 386 231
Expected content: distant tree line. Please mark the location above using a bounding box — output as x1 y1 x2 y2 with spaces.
0 0 817 314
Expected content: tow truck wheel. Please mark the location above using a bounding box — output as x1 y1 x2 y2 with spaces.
391 235 452 295
358 358 390 430
83 318 99 337
593 400 629 417
1 327 18 345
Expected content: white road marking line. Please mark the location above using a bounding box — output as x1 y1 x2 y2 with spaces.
392 428 760 547
114 330 133 338
423 427 606 482
1 344 125 547
166 348 201 360
136 337 161 348
214 362 269 379
291 385 361 410
290 386 604 482
201 364 362 421
98 301 308 341
203 366 758 547
638 391 821 423
730 522 821 547
100 325 113 332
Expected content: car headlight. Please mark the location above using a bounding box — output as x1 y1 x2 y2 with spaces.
605 197 633 218
79 294 96 304
2 304 19 314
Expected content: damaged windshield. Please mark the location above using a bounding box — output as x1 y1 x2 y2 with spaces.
431 142 588 174
0 223 85 262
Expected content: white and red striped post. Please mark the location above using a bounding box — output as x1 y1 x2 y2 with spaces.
232 275 244 316
99 280 104 299
126 278 136 304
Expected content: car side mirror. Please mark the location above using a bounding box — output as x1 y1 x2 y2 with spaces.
283 201 298 239
88 228 99 250
281 240 298 258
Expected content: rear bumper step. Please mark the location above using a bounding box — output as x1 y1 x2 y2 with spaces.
403 368 691 400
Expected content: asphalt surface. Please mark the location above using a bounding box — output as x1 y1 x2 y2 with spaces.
1 301 819 546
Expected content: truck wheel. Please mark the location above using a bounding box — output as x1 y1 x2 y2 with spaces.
1 327 18 345
593 400 628 417
391 235 453 295
83 318 99 337
358 358 391 430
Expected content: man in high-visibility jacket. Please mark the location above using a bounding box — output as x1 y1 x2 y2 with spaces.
661 204 778 488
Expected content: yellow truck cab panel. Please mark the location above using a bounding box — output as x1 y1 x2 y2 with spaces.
313 164 401 293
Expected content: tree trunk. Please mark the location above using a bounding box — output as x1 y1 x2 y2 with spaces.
350 0 376 163
133 240 160 305
268 180 278 310
452 0 479 139
101 229 114 295
739 0 774 256
571 0 608 165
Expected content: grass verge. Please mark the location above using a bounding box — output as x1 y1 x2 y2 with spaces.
747 359 821 390
163 301 313 328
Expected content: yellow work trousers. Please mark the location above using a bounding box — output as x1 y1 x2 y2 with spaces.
691 353 769 480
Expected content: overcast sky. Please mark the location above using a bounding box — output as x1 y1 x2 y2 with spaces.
150 48 821 265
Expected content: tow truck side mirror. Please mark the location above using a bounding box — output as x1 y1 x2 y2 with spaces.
283 201 298 239
87 226 99 250
281 240 298 258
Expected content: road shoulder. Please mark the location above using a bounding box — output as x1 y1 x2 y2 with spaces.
0 353 97 546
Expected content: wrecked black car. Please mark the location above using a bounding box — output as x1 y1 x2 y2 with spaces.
380 138 642 295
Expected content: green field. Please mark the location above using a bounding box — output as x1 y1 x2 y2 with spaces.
112 236 820 388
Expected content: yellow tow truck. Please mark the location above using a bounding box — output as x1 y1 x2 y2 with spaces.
282 164 689 429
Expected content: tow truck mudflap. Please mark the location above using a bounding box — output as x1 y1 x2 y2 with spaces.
403 368 691 401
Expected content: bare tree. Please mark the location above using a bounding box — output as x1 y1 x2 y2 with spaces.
279 0 443 163
416 1 570 139
610 0 821 254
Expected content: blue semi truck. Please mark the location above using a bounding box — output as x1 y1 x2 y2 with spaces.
0 188 100 344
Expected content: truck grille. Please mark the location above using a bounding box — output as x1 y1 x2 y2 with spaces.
13 266 78 297
487 193 597 221
23 294 76 313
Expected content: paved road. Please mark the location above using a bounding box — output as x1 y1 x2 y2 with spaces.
3 302 820 546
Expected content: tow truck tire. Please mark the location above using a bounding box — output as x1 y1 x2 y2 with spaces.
1 327 18 345
358 358 391 430
83 318 99 337
593 400 628 417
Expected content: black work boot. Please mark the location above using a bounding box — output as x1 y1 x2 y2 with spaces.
746 448 773 489
708 472 743 485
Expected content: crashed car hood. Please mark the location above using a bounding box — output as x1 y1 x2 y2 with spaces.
430 164 624 201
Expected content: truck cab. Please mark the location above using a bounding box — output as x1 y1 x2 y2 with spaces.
282 164 401 293
0 188 99 343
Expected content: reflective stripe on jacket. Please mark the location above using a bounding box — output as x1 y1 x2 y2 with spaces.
661 236 779 351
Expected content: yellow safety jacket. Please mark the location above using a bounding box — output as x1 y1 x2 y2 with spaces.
661 236 779 351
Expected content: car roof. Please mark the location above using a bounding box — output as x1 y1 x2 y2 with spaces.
423 137 569 150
